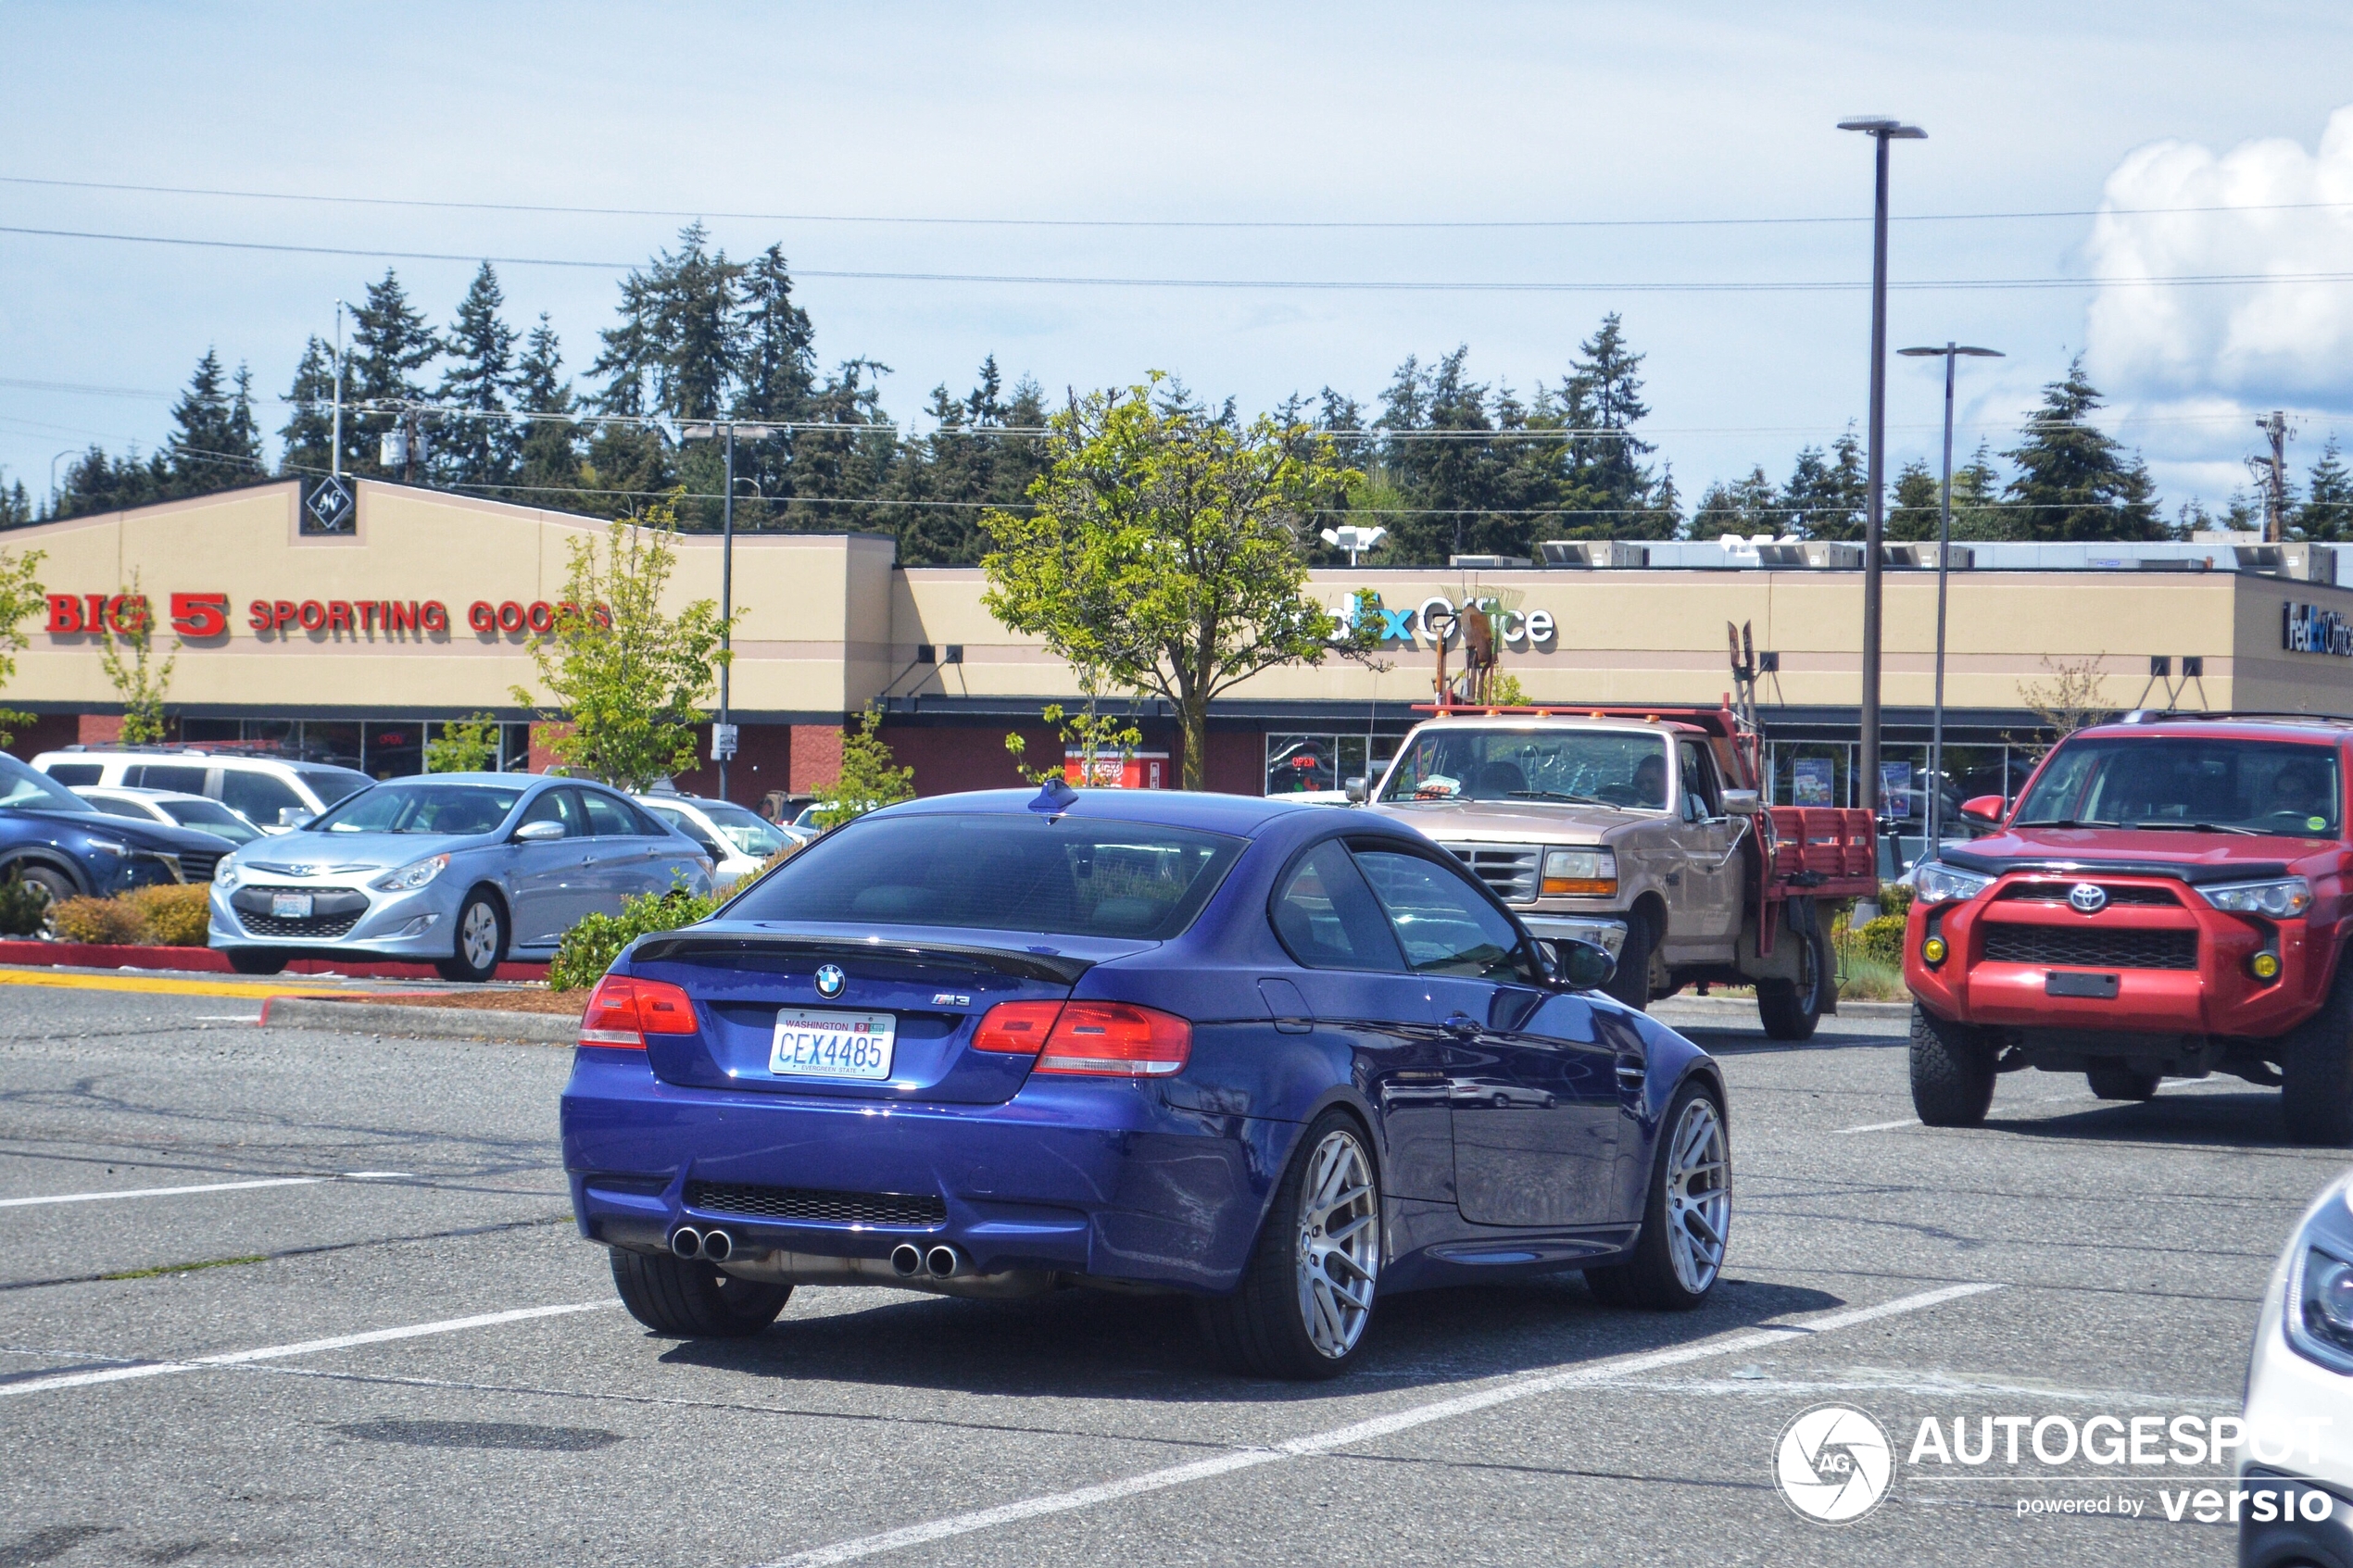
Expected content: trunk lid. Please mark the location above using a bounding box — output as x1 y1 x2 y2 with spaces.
623 922 1153 1104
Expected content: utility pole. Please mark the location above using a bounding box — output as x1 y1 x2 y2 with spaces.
2254 410 2294 543
331 300 347 482
720 420 735 805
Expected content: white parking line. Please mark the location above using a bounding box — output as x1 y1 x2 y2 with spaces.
1835 1117 1920 1135
0 1300 613 1399
0 1177 322 1209
756 1281 2001 1568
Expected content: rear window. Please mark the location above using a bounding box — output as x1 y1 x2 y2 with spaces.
43 763 101 785
2017 737 2343 839
727 812 1246 939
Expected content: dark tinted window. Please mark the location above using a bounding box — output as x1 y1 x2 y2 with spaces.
296 766 371 807
1273 840 1405 972
86 796 150 819
1354 848 1536 981
221 771 302 823
2017 737 2343 838
729 812 1245 940
131 764 208 794
43 764 100 785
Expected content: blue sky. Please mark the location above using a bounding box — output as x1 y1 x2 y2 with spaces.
5 1 2352 520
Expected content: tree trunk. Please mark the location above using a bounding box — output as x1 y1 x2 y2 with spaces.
1180 693 1210 791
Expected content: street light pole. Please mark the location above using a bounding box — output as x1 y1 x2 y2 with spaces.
720 420 735 805
332 300 347 482
1899 343 2003 863
1838 116 1924 914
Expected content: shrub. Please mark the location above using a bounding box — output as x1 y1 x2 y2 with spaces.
48 895 145 946
1879 881 1914 919
0 872 48 937
123 884 211 946
548 886 718 992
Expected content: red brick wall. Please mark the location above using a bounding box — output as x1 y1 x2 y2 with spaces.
1202 730 1265 796
5 711 79 762
790 723 845 795
672 722 794 808
76 714 124 746
527 721 574 772
880 723 1061 797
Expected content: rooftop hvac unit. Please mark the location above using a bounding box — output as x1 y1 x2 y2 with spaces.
1537 540 1650 568
2233 543 2339 585
1883 543 1975 570
1757 541 1864 570
1447 554 1531 569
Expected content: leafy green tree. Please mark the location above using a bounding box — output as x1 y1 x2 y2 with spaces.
348 270 438 478
982 376 1369 790
278 335 338 476
95 571 174 743
512 503 734 790
0 540 43 746
2300 436 2353 542
436 263 521 490
426 712 503 772
2001 358 2162 540
812 704 916 827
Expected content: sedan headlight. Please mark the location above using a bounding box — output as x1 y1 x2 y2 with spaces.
371 854 449 893
213 859 240 889
1541 847 1617 897
2199 876 2312 919
1914 860 1994 905
2286 1185 2353 1374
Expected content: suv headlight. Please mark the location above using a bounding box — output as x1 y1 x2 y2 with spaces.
2199 876 2312 919
1914 860 1994 905
213 859 240 890
371 854 449 893
1541 847 1617 897
2286 1182 2353 1374
85 837 129 859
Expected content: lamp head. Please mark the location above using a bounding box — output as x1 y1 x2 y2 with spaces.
1838 117 1927 139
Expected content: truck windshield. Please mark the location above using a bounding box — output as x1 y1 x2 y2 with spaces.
1378 728 1670 809
2014 737 2342 838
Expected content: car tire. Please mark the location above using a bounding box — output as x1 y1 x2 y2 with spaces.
1584 1077 1730 1311
1909 1004 1996 1127
225 948 288 976
1197 1109 1382 1381
2085 1061 2161 1101
608 1248 791 1337
1755 922 1829 1042
436 889 506 984
2282 961 2353 1146
1604 911 1655 1012
6 864 74 935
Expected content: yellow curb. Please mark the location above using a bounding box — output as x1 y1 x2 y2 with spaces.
0 968 349 1000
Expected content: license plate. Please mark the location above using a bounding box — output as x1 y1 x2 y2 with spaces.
271 893 314 920
769 1010 896 1080
2045 971 2120 999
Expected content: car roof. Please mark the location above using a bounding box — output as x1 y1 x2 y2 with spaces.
1403 715 1680 737
878 787 1317 836
2076 719 2353 745
33 748 363 771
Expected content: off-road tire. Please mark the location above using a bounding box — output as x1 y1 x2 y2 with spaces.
2283 961 2353 1146
1197 1109 1380 1381
1909 1004 1996 1127
2085 1061 2161 1101
1585 1077 1729 1311
226 947 288 975
1604 910 1656 1013
609 1248 791 1337
1755 922 1829 1042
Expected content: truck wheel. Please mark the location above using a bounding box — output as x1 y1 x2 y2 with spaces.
1604 913 1655 1012
1755 922 1828 1042
1909 1004 1995 1127
2084 1061 2160 1101
2282 965 2353 1146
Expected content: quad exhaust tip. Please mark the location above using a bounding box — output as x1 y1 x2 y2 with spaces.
889 1243 924 1277
925 1245 963 1278
670 1225 702 1261
668 1225 733 1262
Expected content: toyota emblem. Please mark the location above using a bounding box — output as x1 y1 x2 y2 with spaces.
2068 882 2108 914
814 963 847 999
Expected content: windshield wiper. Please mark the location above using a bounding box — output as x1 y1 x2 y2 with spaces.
2125 821 2260 836
2013 819 2121 829
1507 789 1623 809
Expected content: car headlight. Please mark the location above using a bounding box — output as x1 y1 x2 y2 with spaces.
2286 1184 2353 1374
1541 847 1617 897
1915 860 1994 905
371 854 449 893
214 859 240 889
2199 876 2312 919
85 837 129 859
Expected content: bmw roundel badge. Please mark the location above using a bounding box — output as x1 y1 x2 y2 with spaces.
2068 882 2108 914
814 963 847 999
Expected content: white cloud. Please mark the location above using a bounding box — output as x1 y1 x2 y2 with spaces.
2086 107 2353 406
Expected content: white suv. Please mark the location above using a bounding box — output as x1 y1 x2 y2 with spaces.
34 747 373 834
635 791 792 891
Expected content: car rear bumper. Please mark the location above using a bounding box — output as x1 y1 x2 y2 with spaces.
560 1047 1290 1294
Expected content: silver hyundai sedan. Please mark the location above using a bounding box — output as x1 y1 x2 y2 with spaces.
208 773 714 980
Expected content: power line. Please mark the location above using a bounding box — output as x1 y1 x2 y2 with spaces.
7 171 2352 230
5 222 2351 294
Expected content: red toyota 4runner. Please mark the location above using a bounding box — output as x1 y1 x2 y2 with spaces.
1905 713 2353 1145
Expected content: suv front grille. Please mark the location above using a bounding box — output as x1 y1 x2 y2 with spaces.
682 1181 947 1228
1437 843 1540 904
1981 924 2198 971
1995 881 2181 907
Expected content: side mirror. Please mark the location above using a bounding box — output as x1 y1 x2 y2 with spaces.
1959 794 2007 827
1555 938 1617 992
1344 776 1368 805
513 819 567 843
277 808 314 828
1721 789 1761 816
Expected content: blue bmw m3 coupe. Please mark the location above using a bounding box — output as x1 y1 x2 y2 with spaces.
560 783 1731 1379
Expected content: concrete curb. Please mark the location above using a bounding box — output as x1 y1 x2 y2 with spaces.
259 995 578 1042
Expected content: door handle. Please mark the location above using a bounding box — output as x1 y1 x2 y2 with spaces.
1441 1013 1483 1040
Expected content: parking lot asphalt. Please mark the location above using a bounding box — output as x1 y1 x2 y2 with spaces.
0 985 2334 1566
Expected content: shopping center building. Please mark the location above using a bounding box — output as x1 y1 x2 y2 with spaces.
6 478 2353 836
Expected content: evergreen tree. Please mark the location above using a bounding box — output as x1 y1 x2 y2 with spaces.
2300 436 2353 542
1692 468 1781 537
348 270 438 479
0 475 30 529
1783 427 1868 540
53 445 165 520
1887 458 1942 541
590 222 745 422
1375 349 1516 562
2001 358 2161 540
514 314 585 499
278 335 337 476
436 262 521 489
1947 441 2007 540
160 350 261 496
1558 313 1671 539
226 365 263 478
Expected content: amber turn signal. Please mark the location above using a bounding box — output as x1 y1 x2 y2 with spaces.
2250 950 2283 981
1920 935 1948 965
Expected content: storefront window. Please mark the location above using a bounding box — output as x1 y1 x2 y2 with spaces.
363 722 425 779
1768 743 1852 808
1265 734 1399 796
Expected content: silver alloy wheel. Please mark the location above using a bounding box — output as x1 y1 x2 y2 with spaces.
1295 1128 1379 1359
459 900 499 971
1664 1096 1730 1294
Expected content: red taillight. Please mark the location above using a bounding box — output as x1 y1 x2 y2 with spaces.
1034 1000 1191 1077
578 975 698 1048
972 1000 1064 1053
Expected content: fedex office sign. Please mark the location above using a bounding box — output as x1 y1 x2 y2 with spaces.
1335 595 1556 648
